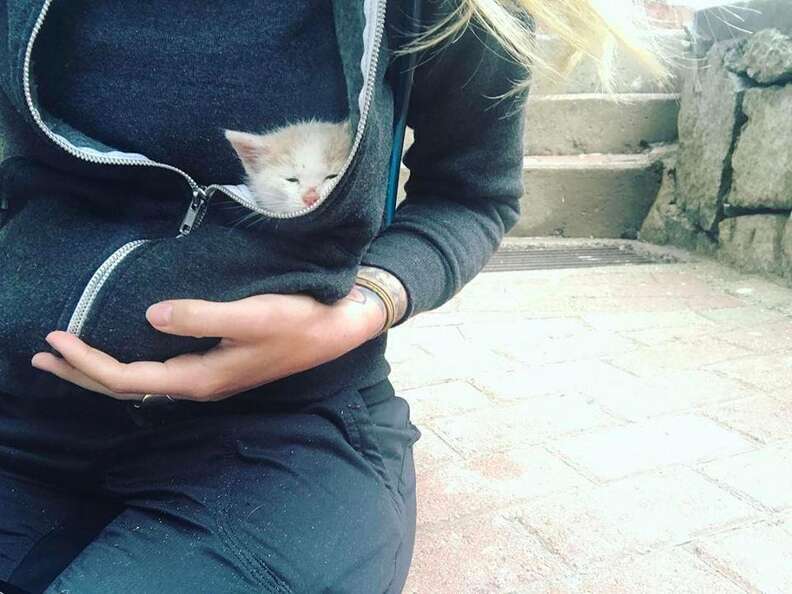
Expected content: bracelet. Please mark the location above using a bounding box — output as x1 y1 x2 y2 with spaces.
354 275 397 336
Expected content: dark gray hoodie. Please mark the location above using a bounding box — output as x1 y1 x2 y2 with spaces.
0 0 528 404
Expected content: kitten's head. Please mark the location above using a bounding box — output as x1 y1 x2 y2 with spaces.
225 119 352 214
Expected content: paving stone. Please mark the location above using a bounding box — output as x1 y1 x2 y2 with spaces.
780 508 792 529
715 320 792 353
701 441 792 511
538 270 671 298
718 276 792 314
582 309 715 333
644 270 737 298
697 306 791 329
415 446 589 526
704 396 792 444
389 324 467 350
683 293 749 311
415 327 521 374
403 512 566 594
412 427 461 470
568 295 706 314
553 415 753 480
509 467 756 569
429 393 616 458
693 522 792 594
562 548 748 594
623 323 721 346
471 360 636 402
582 369 758 421
458 317 589 346
773 387 792 404
400 380 491 423
707 352 792 392
450 272 574 315
387 330 518 392
498 331 639 366
607 336 752 376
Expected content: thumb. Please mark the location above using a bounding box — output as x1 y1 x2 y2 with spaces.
146 299 242 339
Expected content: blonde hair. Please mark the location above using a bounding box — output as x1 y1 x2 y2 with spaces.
409 0 673 93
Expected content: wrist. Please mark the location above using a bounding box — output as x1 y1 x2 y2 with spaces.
353 285 389 338
355 266 409 329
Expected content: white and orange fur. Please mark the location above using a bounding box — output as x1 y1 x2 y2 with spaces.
225 119 352 215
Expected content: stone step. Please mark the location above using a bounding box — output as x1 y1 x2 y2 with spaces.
396 149 669 240
510 150 668 239
532 30 689 94
525 93 680 155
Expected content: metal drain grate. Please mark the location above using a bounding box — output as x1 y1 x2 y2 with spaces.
483 244 668 272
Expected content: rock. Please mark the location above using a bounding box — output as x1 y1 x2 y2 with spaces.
640 156 717 254
676 43 748 232
692 0 792 58
781 216 792 286
725 29 792 85
781 216 792 272
728 86 792 210
782 215 792 279
718 214 789 275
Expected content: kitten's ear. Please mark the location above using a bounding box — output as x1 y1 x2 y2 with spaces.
225 129 268 174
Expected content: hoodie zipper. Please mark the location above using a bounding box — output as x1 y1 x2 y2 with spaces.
65 239 151 335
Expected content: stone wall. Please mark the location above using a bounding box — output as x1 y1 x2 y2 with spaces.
641 1 792 285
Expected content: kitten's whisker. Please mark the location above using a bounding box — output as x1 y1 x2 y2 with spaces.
228 210 261 230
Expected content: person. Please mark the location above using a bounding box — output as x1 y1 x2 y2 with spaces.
0 1 667 592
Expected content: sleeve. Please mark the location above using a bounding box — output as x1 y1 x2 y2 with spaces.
359 8 530 322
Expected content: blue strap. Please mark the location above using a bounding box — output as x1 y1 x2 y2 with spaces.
384 0 421 227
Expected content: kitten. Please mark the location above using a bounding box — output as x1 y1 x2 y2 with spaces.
225 119 351 214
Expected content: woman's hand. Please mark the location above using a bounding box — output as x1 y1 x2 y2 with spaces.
30 286 387 402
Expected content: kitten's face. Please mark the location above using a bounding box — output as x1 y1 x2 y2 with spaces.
226 120 351 215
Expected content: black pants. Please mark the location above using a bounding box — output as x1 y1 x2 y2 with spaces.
0 380 420 593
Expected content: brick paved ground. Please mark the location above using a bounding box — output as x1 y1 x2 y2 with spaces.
390 239 792 594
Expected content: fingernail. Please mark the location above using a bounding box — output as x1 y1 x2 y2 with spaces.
147 303 173 326
44 331 61 346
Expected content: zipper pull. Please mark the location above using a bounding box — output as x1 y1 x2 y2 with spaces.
179 186 210 236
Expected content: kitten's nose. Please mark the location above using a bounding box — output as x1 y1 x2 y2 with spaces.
302 188 319 207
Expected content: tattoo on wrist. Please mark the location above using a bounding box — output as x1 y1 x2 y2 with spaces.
348 285 387 327
346 285 369 305
356 266 408 325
